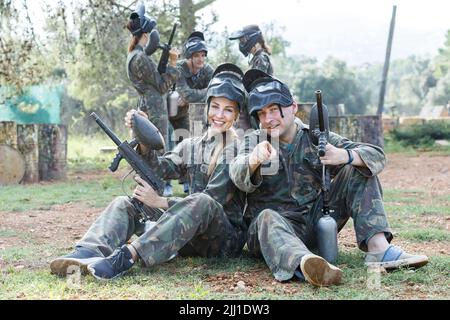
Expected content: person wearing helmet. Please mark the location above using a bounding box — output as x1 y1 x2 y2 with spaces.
229 24 273 76
229 25 272 131
229 69 428 287
169 31 214 194
125 4 180 197
50 64 247 280
125 4 179 149
171 31 214 133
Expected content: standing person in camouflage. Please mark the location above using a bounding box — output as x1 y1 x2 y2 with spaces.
49 64 248 280
229 24 273 131
125 5 180 196
171 31 214 193
172 31 214 134
229 25 273 76
229 69 429 287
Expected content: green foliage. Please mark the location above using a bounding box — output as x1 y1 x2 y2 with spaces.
391 120 450 147
294 57 370 114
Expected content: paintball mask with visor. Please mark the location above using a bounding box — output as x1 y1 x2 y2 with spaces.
129 4 160 56
243 69 294 128
229 25 263 57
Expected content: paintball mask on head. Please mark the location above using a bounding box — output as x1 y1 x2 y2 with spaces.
243 69 294 128
205 63 246 124
229 25 263 57
184 31 208 59
128 4 160 55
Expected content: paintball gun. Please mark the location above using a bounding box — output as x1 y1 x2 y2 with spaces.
309 90 338 264
90 112 165 223
157 23 178 75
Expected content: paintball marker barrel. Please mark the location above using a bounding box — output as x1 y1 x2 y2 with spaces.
157 23 178 74
90 112 122 146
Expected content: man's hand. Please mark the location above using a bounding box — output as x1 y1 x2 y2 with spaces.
248 141 278 174
168 48 179 67
124 109 148 129
133 176 168 209
319 144 365 167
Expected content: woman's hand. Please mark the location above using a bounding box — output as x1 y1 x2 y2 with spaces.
132 176 168 209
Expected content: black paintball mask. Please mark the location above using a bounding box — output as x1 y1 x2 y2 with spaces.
229 25 263 57
184 31 208 59
205 63 246 125
243 69 294 129
128 4 160 55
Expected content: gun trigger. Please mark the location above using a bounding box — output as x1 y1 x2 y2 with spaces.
109 152 123 172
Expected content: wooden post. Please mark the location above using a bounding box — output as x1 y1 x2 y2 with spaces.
188 103 206 137
329 115 384 148
0 121 18 148
38 124 68 181
377 5 397 116
17 124 40 183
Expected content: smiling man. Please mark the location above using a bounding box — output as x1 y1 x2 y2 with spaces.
229 69 428 287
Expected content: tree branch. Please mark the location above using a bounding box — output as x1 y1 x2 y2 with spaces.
193 0 216 12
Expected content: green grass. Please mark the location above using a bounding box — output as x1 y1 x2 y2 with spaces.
1 143 449 299
67 134 119 171
1 249 448 300
0 176 122 212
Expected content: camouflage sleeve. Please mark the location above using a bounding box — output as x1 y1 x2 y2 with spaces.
251 53 272 75
176 75 208 103
141 139 189 180
167 197 184 207
176 64 213 103
229 134 263 193
328 132 386 176
135 54 180 94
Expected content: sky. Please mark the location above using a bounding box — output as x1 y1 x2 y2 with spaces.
199 0 450 65
24 0 450 65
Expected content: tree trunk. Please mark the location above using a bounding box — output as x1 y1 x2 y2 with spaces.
179 0 216 39
17 124 40 183
38 124 68 181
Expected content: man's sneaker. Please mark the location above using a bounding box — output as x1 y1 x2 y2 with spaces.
365 245 428 270
300 254 343 287
87 245 135 280
163 182 173 197
50 246 103 276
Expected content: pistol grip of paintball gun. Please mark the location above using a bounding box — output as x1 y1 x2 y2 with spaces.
109 152 123 172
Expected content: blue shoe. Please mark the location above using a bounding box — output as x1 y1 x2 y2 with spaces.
50 246 103 276
365 245 428 270
87 245 135 280
163 182 173 197
183 182 190 194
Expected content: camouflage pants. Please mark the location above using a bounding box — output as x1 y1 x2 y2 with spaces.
133 192 245 266
247 165 393 281
77 193 245 266
169 105 190 134
76 196 156 257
